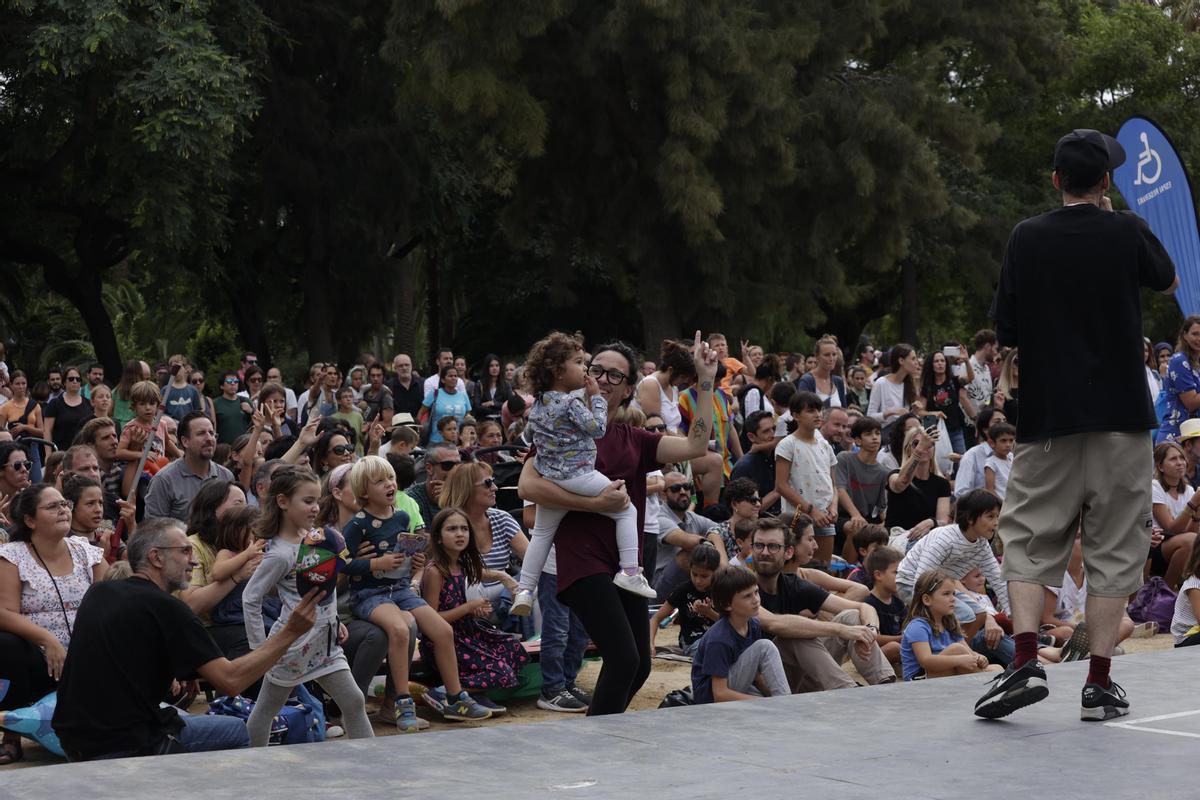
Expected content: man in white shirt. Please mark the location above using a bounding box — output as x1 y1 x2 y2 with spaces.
954 407 1007 498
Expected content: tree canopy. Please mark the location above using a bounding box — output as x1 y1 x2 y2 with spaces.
1 0 1197 375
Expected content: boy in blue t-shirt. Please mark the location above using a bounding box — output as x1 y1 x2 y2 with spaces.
690 566 789 703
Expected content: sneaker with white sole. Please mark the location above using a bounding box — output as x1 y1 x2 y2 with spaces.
420 686 447 714
442 691 493 721
566 683 593 707
1060 621 1090 662
974 659 1049 719
537 687 588 713
510 589 535 617
613 568 657 599
393 697 429 733
471 694 507 716
1081 681 1129 721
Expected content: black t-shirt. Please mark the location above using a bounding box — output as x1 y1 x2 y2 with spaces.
926 377 966 431
991 204 1175 442
865 593 906 637
665 578 714 647
389 377 425 416
758 574 829 616
53 577 223 759
885 470 951 531
45 394 94 452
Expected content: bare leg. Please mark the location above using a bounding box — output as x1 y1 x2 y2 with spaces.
1008 580 1046 636
1084 594 1126 661
1163 533 1197 590
411 605 465 696
368 604 414 693
815 536 834 566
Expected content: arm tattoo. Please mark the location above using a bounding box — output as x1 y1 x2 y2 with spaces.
691 418 708 438
699 381 713 391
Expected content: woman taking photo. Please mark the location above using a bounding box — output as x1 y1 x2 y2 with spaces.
885 425 951 541
867 344 920 430
1159 316 1200 443
1150 441 1199 590
43 366 93 452
0 484 105 764
920 345 974 455
470 354 512 421
796 335 847 408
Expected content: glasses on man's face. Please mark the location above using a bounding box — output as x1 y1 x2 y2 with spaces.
65 376 82 383
156 544 194 557
434 460 460 473
752 542 784 554
476 477 496 489
331 444 354 456
39 500 73 512
6 461 31 472
645 424 667 433
586 364 629 385
666 483 694 494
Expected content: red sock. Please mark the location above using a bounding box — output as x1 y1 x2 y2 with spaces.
1013 632 1039 667
1087 655 1111 688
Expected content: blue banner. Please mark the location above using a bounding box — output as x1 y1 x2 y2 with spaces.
1112 116 1200 316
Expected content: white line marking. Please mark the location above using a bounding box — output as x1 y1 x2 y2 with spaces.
1108 708 1200 726
1106 708 1200 738
1106 724 1200 739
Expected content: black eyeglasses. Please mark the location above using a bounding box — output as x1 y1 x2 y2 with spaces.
645 424 667 433
5 461 31 472
587 365 630 385
752 542 784 553
667 483 694 493
331 444 354 456
476 477 496 489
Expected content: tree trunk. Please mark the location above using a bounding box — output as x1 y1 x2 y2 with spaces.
302 258 334 363
900 258 919 345
424 245 441 373
637 259 680 356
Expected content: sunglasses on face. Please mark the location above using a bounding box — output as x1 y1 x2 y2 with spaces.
667 483 694 493
476 477 497 489
224 378 239 385
434 460 460 472
65 376 82 383
331 444 355 456
249 376 263 383
645 424 667 433
739 497 762 505
191 378 205 385
6 461 31 472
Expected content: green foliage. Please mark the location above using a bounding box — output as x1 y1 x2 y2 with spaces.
187 320 242 379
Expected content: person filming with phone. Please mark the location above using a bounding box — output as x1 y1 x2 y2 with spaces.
885 424 951 544
920 344 975 456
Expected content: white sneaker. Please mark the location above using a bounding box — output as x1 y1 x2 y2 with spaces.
510 588 535 616
613 568 657 599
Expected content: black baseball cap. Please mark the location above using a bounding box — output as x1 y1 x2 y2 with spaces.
1053 129 1126 187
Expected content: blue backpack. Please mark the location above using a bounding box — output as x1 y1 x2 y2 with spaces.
208 684 325 745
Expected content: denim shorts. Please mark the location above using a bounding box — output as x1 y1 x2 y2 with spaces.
814 524 836 539
351 584 427 619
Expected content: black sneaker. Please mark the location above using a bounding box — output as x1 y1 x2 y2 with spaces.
566 683 593 707
973 659 1049 719
537 687 588 713
1059 621 1090 663
1081 681 1129 721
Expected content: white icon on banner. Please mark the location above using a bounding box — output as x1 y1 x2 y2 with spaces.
1134 131 1162 186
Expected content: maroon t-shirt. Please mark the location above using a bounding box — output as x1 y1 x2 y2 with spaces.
545 422 663 594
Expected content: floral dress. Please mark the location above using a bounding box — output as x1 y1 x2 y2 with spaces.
1159 352 1200 443
420 570 528 691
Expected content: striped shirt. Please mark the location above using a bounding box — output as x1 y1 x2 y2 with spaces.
480 507 520 587
896 523 1009 613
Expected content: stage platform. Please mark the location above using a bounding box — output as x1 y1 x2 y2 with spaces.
10 647 1197 800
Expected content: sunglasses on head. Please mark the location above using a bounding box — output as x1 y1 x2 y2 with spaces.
667 482 694 493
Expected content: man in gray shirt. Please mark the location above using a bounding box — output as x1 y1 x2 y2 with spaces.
145 412 234 521
654 470 719 600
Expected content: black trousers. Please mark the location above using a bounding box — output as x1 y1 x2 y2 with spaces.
559 574 651 716
0 632 55 711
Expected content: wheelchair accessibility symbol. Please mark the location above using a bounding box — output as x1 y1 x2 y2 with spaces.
1135 131 1162 186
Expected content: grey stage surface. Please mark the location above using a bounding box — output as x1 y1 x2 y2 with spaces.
9 648 1197 800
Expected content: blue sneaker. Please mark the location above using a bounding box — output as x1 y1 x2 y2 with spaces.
471 694 507 716
442 691 492 721
393 696 429 733
421 686 447 714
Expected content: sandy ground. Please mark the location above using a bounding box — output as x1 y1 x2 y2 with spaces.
6 627 1174 769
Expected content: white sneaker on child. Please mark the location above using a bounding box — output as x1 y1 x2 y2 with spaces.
510 588 535 616
613 568 657 599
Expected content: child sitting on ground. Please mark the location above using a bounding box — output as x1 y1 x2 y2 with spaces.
511 332 654 615
1172 535 1200 647
846 524 889 587
649 543 722 656
691 565 790 703
865 546 906 664
983 422 1016 499
420 507 529 714
900 570 1001 680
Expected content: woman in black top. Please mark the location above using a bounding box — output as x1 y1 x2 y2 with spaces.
885 425 951 542
43 366 94 452
920 345 975 456
469 353 512 420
